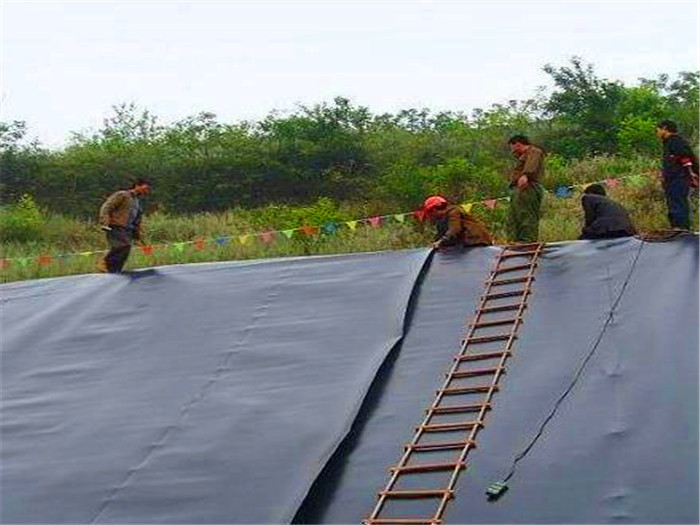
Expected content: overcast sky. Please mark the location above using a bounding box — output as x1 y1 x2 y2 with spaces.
1 0 697 147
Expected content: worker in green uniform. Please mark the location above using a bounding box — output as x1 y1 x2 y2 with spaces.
506 135 546 242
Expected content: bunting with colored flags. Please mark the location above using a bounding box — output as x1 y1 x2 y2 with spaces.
0 259 10 269
216 237 229 246
17 258 30 268
194 238 206 250
605 178 620 188
281 229 295 239
37 255 52 266
460 203 474 213
368 216 382 228
140 245 154 256
239 234 252 245
345 220 358 230
627 175 647 188
261 231 275 244
301 225 318 236
393 214 406 223
173 242 186 252
483 199 498 210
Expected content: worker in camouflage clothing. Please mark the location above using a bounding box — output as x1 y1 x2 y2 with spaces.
506 135 545 242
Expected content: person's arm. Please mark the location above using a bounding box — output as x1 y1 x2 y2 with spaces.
433 209 462 248
98 192 126 227
580 195 597 237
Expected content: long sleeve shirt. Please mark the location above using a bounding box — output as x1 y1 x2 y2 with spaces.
509 145 545 186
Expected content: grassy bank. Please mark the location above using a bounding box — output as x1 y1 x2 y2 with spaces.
2 169 695 283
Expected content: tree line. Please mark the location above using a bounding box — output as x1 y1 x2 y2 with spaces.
1 58 697 218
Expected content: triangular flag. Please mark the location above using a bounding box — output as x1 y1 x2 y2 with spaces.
79 251 94 257
323 222 340 234
605 178 620 188
239 234 251 245
345 220 358 230
0 259 10 269
194 238 206 250
173 242 185 252
261 230 276 244
281 229 295 239
301 225 318 236
460 203 474 213
555 186 574 198
393 214 406 223
483 199 498 210
216 237 229 246
140 245 154 256
37 255 52 266
368 216 382 228
18 258 30 268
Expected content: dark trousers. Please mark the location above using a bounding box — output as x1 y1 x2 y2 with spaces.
663 176 691 230
104 227 132 273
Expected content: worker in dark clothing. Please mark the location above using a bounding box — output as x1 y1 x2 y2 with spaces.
506 135 546 242
421 196 492 249
656 120 698 230
579 184 636 240
97 179 152 273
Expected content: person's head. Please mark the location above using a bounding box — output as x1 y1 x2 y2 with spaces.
130 178 152 197
508 135 530 155
656 120 678 140
422 195 449 220
583 183 606 197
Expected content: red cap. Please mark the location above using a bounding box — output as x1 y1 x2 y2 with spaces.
423 196 447 211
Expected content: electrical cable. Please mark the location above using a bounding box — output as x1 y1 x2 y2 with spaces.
489 238 646 497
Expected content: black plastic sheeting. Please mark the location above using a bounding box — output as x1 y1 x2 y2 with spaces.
1 238 698 524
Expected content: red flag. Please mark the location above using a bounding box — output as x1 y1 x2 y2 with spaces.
140 245 154 256
605 178 620 188
0 259 10 269
483 199 498 210
414 209 427 221
38 255 52 266
194 238 206 250
368 216 382 228
261 230 276 244
301 225 318 236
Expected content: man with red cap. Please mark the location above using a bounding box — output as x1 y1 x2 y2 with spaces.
421 196 492 249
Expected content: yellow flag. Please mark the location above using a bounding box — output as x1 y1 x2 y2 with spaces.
239 234 251 245
346 220 358 230
460 203 474 213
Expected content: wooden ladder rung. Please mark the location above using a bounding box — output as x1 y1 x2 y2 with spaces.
451 367 503 379
441 385 497 395
488 276 532 286
483 290 528 300
405 439 476 452
419 421 483 432
456 350 511 362
379 489 454 499
471 318 520 329
429 403 490 415
504 242 543 250
364 519 442 525
494 263 534 275
501 249 540 259
481 303 525 314
463 333 514 344
391 461 466 474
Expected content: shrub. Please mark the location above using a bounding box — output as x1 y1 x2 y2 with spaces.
0 194 44 243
